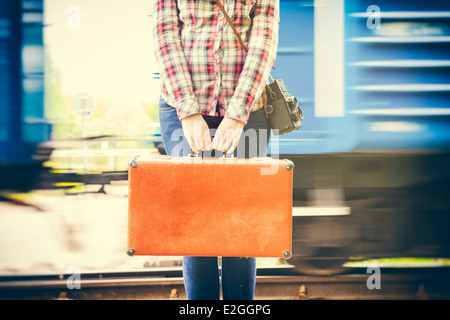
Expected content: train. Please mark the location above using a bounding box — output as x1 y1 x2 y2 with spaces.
274 0 450 274
0 0 50 191
1 0 449 275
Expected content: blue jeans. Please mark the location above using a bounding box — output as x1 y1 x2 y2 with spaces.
158 98 271 300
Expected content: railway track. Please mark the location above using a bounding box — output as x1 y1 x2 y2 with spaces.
1 266 449 300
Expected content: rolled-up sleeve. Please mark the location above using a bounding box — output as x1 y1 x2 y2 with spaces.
225 0 280 123
152 0 200 120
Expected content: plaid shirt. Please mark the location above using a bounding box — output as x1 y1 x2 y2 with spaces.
151 0 280 124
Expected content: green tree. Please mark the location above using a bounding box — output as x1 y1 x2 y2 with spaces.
44 53 81 139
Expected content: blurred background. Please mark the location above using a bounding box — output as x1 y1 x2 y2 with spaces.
0 0 450 282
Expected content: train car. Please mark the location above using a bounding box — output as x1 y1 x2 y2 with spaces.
271 0 450 274
0 0 50 191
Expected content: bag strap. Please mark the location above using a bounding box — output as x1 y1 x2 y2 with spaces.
214 0 275 83
215 0 248 51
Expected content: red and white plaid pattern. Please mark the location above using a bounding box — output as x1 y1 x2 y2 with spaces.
152 0 280 124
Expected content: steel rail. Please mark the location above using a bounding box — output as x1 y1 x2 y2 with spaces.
1 267 449 300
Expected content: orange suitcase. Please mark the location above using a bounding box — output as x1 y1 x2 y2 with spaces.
126 155 294 259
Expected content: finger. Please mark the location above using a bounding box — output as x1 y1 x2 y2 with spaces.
221 132 233 153
211 130 223 150
191 142 199 154
186 135 197 154
212 136 222 151
187 131 200 154
200 133 206 151
193 136 202 154
227 136 239 154
203 129 212 151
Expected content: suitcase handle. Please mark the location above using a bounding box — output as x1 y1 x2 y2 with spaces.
189 150 235 159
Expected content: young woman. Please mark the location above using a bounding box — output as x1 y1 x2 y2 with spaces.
152 0 280 300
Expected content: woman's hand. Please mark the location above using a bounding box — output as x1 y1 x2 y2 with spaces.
212 117 245 154
181 114 212 153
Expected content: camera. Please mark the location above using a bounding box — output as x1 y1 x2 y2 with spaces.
264 79 303 135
